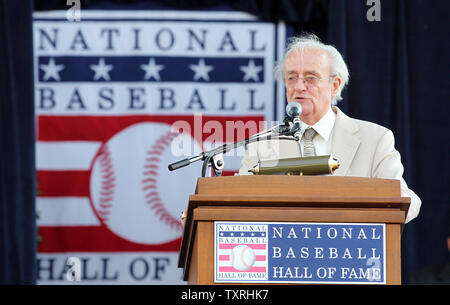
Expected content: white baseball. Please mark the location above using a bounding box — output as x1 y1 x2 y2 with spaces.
89 122 202 245
231 245 256 271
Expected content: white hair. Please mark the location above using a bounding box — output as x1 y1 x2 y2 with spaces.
274 33 350 105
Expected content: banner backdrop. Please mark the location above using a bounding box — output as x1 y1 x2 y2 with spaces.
34 9 286 284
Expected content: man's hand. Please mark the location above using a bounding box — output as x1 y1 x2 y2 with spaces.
181 208 187 228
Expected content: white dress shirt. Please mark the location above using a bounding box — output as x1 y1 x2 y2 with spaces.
299 106 335 156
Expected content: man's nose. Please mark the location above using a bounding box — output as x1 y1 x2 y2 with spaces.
294 77 307 91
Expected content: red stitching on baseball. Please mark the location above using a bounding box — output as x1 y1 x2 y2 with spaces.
146 197 161 205
96 145 115 223
100 192 114 198
100 164 113 173
142 131 182 232
100 196 113 202
146 150 163 155
151 144 166 151
141 177 157 184
152 203 164 213
101 170 114 179
101 181 114 189
98 210 110 217
142 184 157 191
144 191 159 198
156 137 172 146
101 172 114 178
144 164 159 169
145 192 159 202
142 170 158 176
146 157 160 162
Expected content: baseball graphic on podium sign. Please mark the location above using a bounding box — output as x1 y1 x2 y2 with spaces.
215 222 269 282
231 245 256 271
89 122 201 245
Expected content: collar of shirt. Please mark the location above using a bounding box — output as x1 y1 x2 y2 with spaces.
299 106 336 141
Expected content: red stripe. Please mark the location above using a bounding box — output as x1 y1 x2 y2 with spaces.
38 170 90 197
205 170 237 177
38 115 265 142
218 267 266 273
37 168 236 197
219 255 265 262
219 244 266 250
37 226 181 253
219 255 230 261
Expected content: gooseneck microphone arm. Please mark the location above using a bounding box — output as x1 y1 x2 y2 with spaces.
168 102 303 177
168 121 297 177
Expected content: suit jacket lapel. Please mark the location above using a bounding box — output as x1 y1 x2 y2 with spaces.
331 106 361 176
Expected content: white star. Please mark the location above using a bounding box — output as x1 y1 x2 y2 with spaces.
240 59 263 82
40 58 64 81
189 59 214 81
90 58 113 81
141 58 164 80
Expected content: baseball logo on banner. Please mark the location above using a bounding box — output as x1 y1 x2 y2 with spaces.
89 123 198 244
34 9 286 284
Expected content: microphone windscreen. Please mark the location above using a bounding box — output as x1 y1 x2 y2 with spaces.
286 102 302 118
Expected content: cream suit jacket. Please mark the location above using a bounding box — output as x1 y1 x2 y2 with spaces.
239 106 421 223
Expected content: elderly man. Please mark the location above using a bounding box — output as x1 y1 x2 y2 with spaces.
238 33 421 223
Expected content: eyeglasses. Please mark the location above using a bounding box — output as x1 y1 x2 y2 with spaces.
285 74 336 87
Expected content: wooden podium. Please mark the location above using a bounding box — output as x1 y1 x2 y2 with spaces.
178 176 410 285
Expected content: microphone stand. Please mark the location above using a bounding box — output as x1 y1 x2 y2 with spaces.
168 118 300 177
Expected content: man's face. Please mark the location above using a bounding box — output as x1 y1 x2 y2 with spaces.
283 47 341 125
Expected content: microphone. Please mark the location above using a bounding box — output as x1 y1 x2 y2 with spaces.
249 155 340 175
285 102 302 139
286 101 302 118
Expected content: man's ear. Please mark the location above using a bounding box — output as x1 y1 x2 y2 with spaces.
331 76 342 97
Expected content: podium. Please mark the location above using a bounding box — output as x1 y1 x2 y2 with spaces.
178 176 410 285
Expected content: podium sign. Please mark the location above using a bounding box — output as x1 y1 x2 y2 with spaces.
214 221 386 284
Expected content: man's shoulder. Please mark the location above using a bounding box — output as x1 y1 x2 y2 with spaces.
352 117 390 134
334 106 391 137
